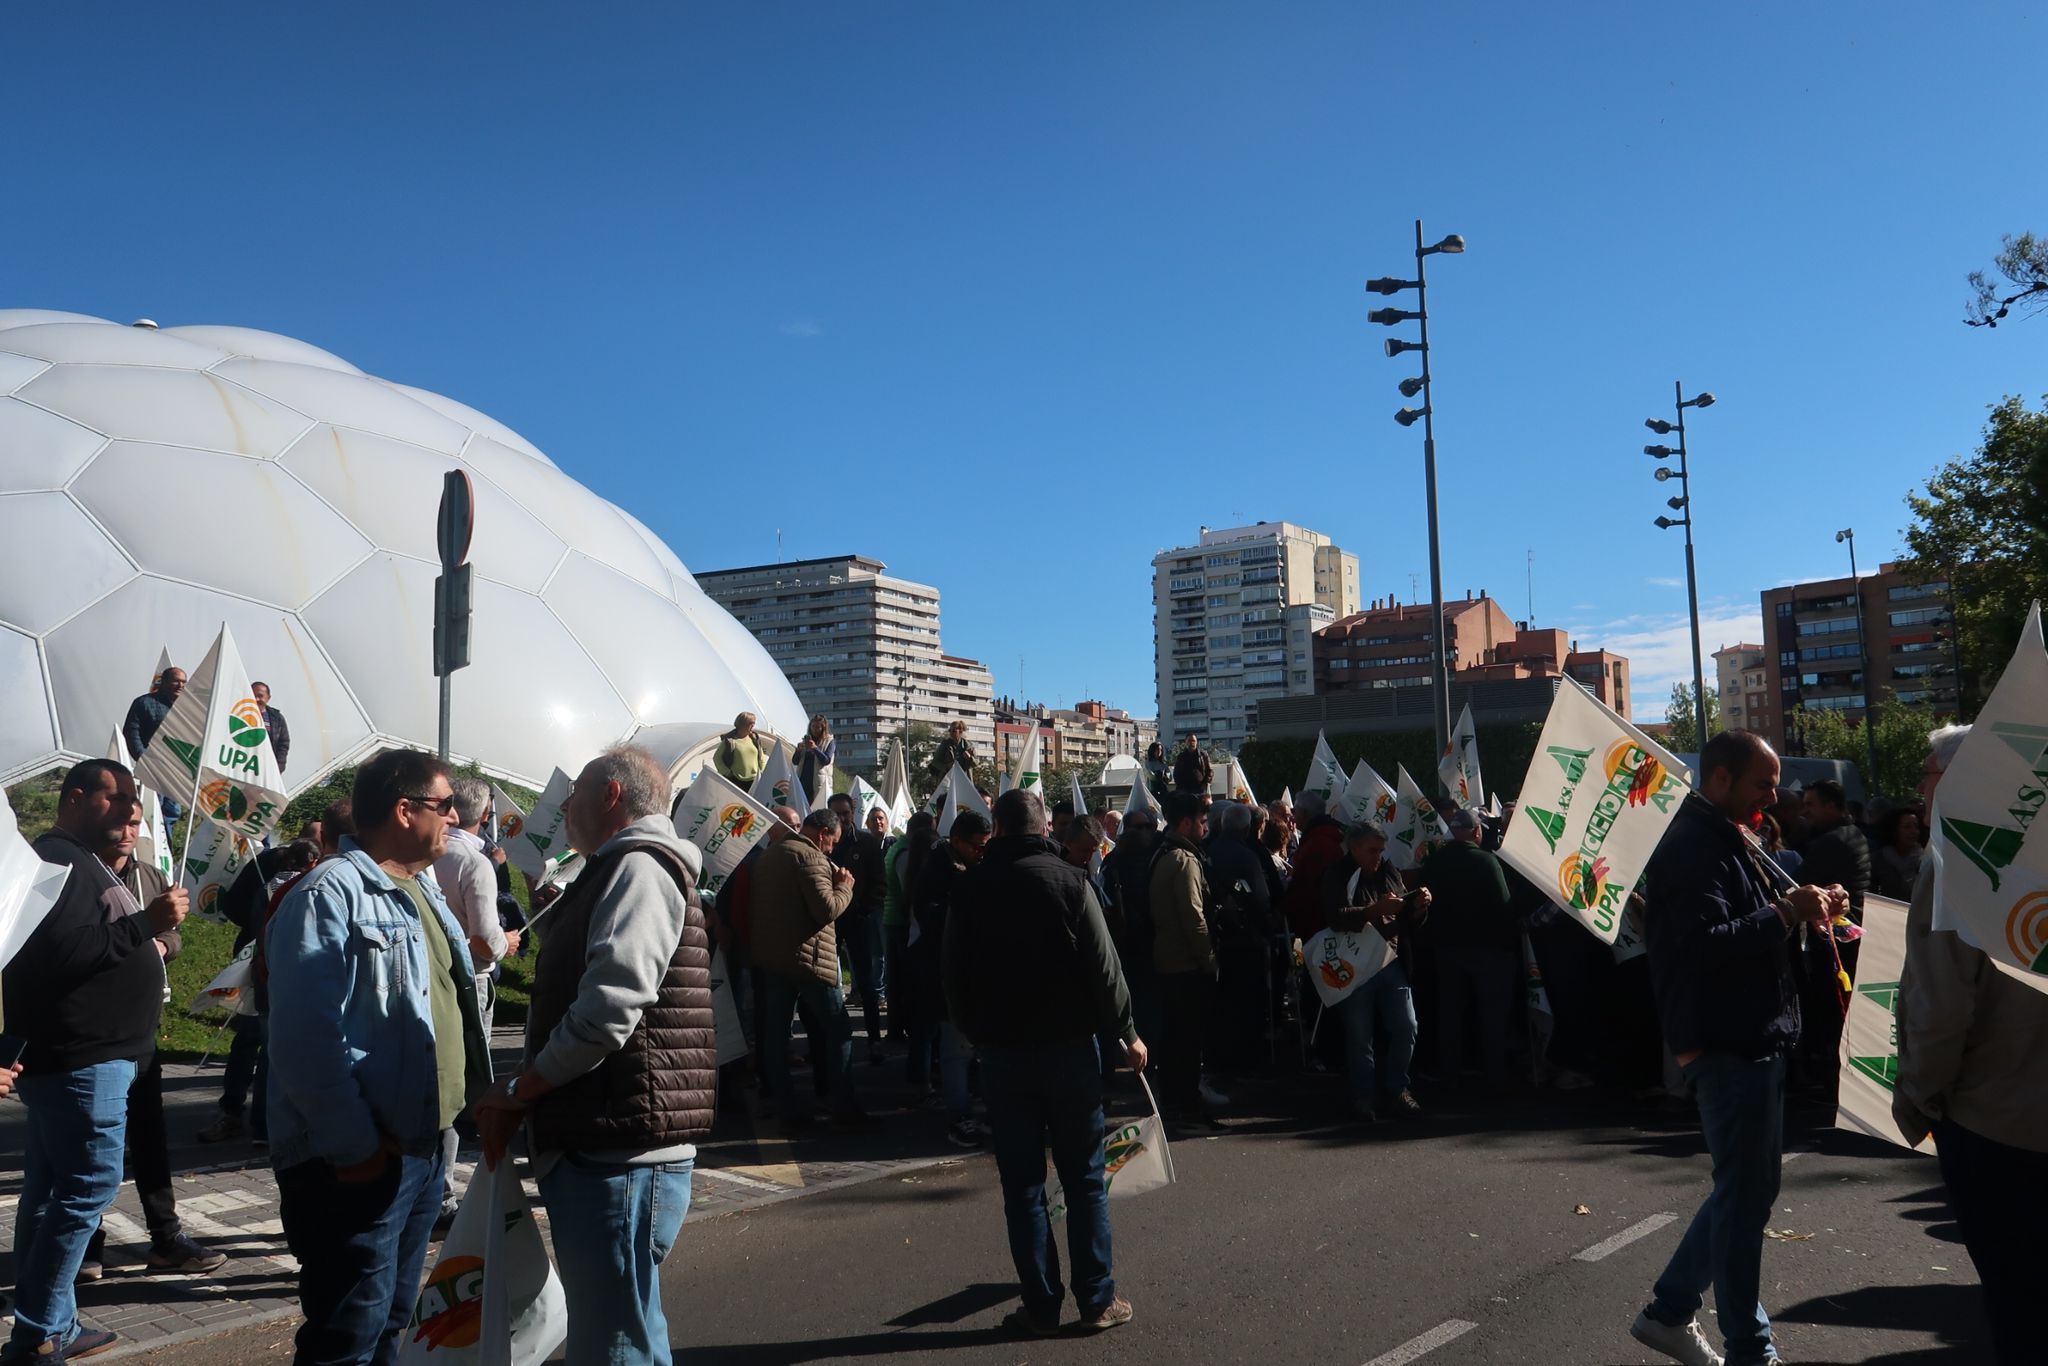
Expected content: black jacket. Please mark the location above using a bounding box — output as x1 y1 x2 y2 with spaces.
944 834 1133 1048
1800 817 1871 920
1644 794 1801 1059
1171 747 1213 794
831 826 887 918
122 692 172 760
261 705 291 773
6 829 167 1072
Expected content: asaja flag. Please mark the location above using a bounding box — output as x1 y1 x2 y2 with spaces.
939 763 992 836
181 817 257 923
1499 680 1689 944
1302 731 1346 804
1123 760 1162 821
0 793 70 977
488 784 528 848
1389 764 1450 871
1010 726 1044 794
1439 702 1486 810
750 739 808 818
401 1159 567 1366
187 943 257 1019
850 776 886 830
503 768 574 885
1046 1074 1175 1220
1302 922 1395 1007
1835 893 1933 1152
1336 759 1398 828
132 623 286 843
673 771 774 899
1225 759 1257 807
1926 602 2048 991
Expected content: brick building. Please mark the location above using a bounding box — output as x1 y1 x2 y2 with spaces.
1759 562 1958 751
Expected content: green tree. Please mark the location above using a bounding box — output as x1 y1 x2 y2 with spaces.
1901 395 2048 704
1790 691 1933 800
1664 681 1721 754
1966 232 2048 328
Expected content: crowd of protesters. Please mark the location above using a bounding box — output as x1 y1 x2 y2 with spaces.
3 703 2038 1364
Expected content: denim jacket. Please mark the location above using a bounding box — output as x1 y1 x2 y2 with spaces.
265 838 489 1172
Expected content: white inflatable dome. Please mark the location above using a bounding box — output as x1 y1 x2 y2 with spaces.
0 310 804 789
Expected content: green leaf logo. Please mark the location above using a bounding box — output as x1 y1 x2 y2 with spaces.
1524 806 1567 853
1942 817 2025 891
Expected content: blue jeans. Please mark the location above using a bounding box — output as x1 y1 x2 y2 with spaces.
759 973 856 1121
980 1042 1115 1319
539 1153 693 1366
839 912 885 1050
9 1059 136 1350
1336 960 1416 1109
277 1146 447 1366
1649 1051 1786 1365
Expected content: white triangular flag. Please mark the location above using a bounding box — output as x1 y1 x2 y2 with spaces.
998 772 1014 797
1390 764 1451 872
132 624 287 843
850 776 887 830
0 795 71 977
1070 770 1090 818
1438 702 1486 810
503 768 575 885
1278 786 1292 809
1224 758 1258 808
488 783 528 848
1123 760 1163 820
1336 759 1399 827
1925 601 2048 992
1010 726 1044 793
673 770 778 899
181 816 257 922
939 764 992 837
881 740 913 810
1302 731 1346 804
750 738 809 819
1498 680 1691 945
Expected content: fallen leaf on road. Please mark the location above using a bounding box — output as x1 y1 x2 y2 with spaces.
1764 1229 1815 1241
1573 1204 1591 1216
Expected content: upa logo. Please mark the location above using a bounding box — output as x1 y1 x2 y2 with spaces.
198 882 227 919
498 809 524 841
1372 792 1397 823
213 699 269 779
1602 741 1676 811
719 803 758 841
1103 1124 1147 1180
1318 936 1355 992
1558 852 1614 916
199 779 249 824
408 1253 486 1349
2005 890 2048 972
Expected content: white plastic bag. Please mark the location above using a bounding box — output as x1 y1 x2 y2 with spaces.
400 1161 567 1366
1047 1073 1176 1220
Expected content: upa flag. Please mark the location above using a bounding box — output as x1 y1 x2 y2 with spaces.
1070 770 1090 817
1439 702 1486 810
1926 603 2048 994
132 623 286 843
1302 731 1346 804
181 817 257 922
1224 759 1258 807
1389 765 1450 871
108 727 173 882
1336 759 1398 827
939 763 992 836
488 784 529 849
1499 680 1688 944
1835 893 1934 1151
401 1160 567 1365
1123 760 1162 821
750 739 808 818
1302 922 1395 1007
503 768 574 885
672 770 771 899
1011 726 1044 794
0 794 70 977
850 776 886 830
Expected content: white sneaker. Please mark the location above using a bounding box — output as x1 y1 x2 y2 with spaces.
1630 1309 1723 1366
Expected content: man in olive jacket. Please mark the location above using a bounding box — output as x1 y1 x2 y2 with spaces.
750 808 861 1125
1150 792 1217 1124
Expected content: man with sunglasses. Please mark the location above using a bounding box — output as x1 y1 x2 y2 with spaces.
266 749 490 1365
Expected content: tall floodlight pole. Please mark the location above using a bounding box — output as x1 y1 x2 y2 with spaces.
1837 528 1882 796
1647 383 1715 748
1369 220 1466 763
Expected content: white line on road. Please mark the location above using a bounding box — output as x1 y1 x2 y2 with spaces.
697 1167 792 1193
1362 1318 1478 1365
1574 1212 1680 1262
1781 1148 1815 1164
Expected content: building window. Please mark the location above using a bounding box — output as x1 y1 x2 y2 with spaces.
1890 607 1950 628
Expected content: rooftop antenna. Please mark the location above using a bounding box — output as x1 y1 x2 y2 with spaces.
1409 572 1420 603
1526 548 1535 623
776 528 784 562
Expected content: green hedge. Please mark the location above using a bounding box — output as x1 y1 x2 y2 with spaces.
1238 722 1544 807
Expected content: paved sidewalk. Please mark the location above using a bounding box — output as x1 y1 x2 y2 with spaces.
0 1024 981 1358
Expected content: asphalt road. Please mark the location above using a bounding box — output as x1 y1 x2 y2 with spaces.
130 1078 1993 1365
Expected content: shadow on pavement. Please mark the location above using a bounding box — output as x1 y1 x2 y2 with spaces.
1775 1282 1994 1364
884 1282 1017 1327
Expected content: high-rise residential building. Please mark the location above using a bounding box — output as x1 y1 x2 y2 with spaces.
1713 643 1768 737
695 554 995 776
1759 562 1959 751
1151 522 1360 747
990 699 1140 776
1312 591 1632 718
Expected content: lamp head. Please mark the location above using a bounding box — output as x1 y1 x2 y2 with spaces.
1653 466 1675 482
1683 391 1717 409
1654 515 1678 530
1426 234 1466 255
1645 418 1674 435
1667 496 1688 511
1644 444 1674 458
1835 528 1853 543
1394 406 1429 428
1398 375 1426 398
1385 338 1424 358
1367 307 1419 326
1366 277 1416 295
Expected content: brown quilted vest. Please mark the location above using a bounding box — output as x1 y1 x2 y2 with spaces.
524 840 717 1150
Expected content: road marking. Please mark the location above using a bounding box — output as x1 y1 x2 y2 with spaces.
1574 1211 1679 1262
1363 1318 1478 1365
1782 1147 1815 1164
699 1166 792 1193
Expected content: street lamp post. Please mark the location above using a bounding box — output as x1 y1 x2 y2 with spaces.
1646 382 1714 749
1370 219 1465 763
1836 528 1882 797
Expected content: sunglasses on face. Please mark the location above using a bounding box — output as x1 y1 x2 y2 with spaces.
403 793 457 816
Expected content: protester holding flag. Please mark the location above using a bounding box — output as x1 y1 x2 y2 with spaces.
4 759 189 1361
1319 821 1428 1122
714 711 771 787
1630 731 1846 1366
266 750 490 1366
752 808 864 1128
828 791 888 1067
474 745 712 1366
1894 723 2048 1365
944 788 1143 1337
1150 792 1219 1128
794 713 836 804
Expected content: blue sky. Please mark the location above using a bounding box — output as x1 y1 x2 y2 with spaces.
9 4 2044 722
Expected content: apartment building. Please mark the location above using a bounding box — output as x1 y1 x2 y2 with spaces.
1151 522 1360 748
695 554 995 775
1759 563 1959 750
1714 643 1768 736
